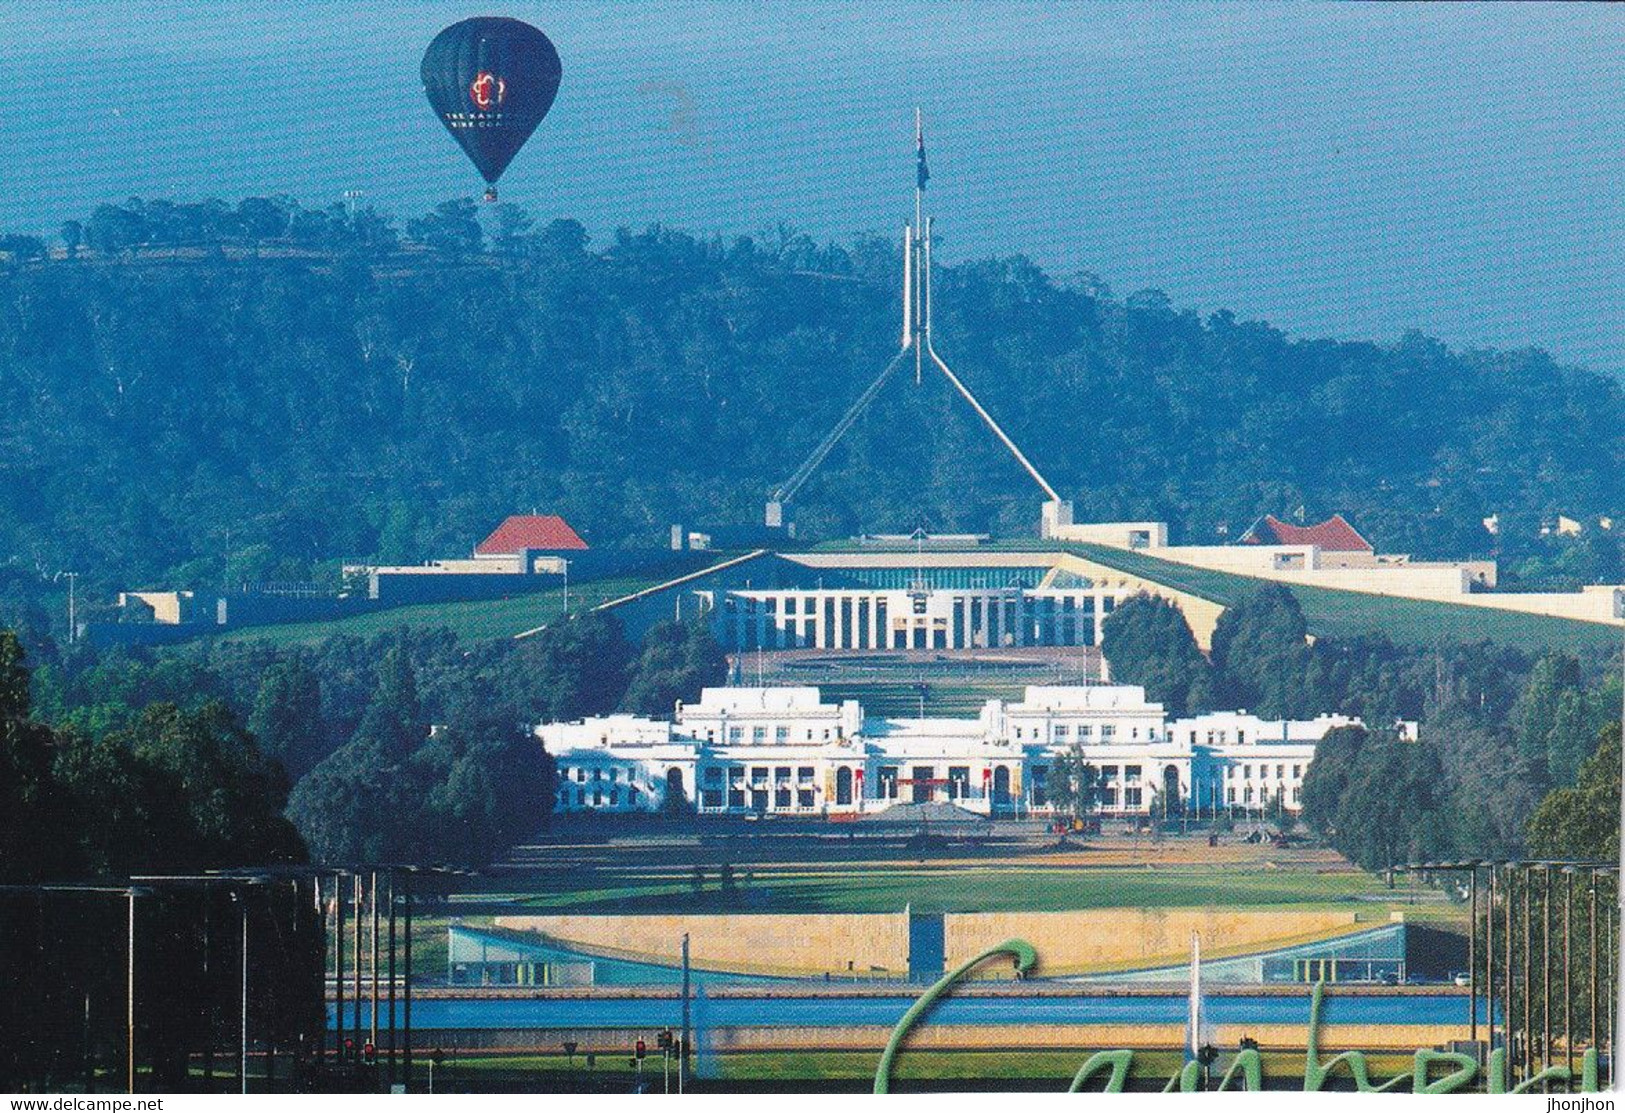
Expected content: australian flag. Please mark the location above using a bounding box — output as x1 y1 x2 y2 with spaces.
916 128 930 190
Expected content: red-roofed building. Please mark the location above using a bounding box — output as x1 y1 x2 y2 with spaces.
1238 514 1372 554
475 514 588 556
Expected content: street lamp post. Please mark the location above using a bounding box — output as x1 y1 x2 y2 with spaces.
1488 865 1498 1057
1615 591 1624 1091
1469 865 1478 1045
240 888 250 1094
352 875 362 1042
126 888 137 1094
1591 872 1600 1075
1543 867 1552 1087
1503 863 1515 1083
388 873 397 1089
370 871 379 1052
1564 867 1575 1077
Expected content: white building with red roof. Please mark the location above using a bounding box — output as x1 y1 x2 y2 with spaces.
474 514 588 557
342 513 589 605
1237 514 1373 555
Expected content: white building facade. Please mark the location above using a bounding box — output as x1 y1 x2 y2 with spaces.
538 685 1395 820
706 586 1127 651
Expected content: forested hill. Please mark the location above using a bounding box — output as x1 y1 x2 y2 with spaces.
0 197 1620 608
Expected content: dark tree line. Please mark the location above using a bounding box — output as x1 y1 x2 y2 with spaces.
0 630 304 885
0 195 1618 638
17 613 728 869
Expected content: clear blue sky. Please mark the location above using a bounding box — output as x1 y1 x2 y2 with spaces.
1 1 1619 372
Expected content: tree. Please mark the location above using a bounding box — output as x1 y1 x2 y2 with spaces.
1526 723 1621 861
1043 744 1099 828
491 203 536 254
1427 703 1541 860
287 642 557 866
286 648 425 862
1300 726 1448 871
1512 653 1605 787
406 199 482 255
1210 584 1314 718
0 234 46 261
120 700 305 868
504 613 635 724
622 619 729 718
1100 594 1214 716
0 632 78 881
247 656 328 779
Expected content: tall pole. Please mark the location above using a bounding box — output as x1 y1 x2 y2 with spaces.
680 932 691 1093
1591 873 1600 1069
913 108 923 386
1488 866 1498 1056
240 891 250 1095
1523 870 1532 1085
352 874 362 1040
1469 867 1478 1045
388 873 397 1088
1616 609 1625 1091
1609 891 1618 1088
311 879 323 1065
203 890 215 1080
1542 868 1552 1087
334 873 345 1059
1504 866 1514 1082
370 871 379 1050
126 889 136 1095
403 872 414 1090
1565 869 1575 1077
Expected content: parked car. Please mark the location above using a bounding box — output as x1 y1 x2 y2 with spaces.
1452 972 1472 987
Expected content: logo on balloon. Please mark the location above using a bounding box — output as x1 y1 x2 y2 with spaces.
469 72 506 111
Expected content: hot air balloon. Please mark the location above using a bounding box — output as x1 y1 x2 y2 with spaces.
421 17 562 201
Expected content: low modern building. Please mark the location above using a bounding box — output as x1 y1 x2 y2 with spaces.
538 685 1391 820
342 513 590 605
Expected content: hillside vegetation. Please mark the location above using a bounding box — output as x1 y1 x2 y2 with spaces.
0 196 1620 630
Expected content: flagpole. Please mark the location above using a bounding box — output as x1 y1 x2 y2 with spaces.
915 107 924 384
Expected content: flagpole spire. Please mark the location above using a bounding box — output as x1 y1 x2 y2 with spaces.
914 107 924 242
913 108 927 383
762 107 1061 529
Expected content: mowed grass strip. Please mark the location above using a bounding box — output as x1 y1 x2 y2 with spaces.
508 865 1399 914
211 576 657 646
430 1049 1424 1085
1061 542 1619 653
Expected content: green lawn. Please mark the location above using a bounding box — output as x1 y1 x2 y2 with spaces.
211 576 660 646
495 864 1408 915
1059 542 1620 653
400 1048 1424 1087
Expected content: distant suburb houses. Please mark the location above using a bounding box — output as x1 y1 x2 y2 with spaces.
537 684 1416 821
